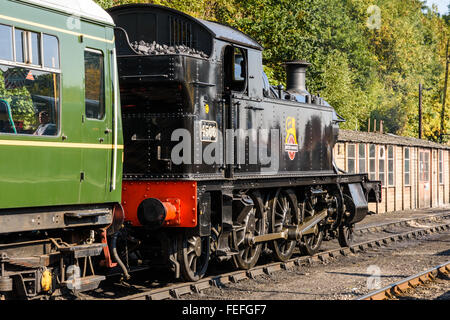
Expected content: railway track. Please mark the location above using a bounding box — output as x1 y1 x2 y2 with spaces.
92 213 450 301
354 211 450 235
357 261 450 300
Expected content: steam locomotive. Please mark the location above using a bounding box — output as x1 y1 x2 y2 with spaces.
0 0 380 300
108 4 381 281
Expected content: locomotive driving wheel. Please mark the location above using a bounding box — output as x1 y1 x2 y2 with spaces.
299 196 324 256
338 224 355 247
338 194 356 247
268 189 298 262
178 233 210 282
232 192 266 270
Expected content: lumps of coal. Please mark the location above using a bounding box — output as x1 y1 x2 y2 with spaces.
131 40 208 58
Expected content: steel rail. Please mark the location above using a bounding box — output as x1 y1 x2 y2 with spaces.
357 261 450 300
354 211 450 235
108 220 450 301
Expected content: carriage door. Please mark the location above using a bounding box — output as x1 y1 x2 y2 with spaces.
223 45 252 177
80 48 112 202
419 150 431 208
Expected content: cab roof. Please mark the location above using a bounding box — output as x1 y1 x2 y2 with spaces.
199 19 263 51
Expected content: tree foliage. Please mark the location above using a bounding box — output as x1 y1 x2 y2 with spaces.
0 70 36 130
96 0 450 143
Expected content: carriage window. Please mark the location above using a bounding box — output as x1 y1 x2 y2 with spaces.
43 34 59 69
84 49 105 120
15 29 41 65
0 64 59 135
224 46 247 93
15 29 25 63
358 144 366 173
347 144 355 173
404 148 410 186
30 32 41 65
0 25 13 61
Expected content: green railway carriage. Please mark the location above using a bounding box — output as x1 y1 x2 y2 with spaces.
0 0 123 299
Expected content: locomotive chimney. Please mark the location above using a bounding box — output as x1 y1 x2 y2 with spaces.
284 60 311 95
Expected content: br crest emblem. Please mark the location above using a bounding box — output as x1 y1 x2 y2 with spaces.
285 117 299 160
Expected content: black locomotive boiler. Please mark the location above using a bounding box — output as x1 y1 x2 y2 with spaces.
108 4 381 281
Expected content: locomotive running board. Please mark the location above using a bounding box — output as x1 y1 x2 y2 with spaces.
0 208 113 234
59 243 106 259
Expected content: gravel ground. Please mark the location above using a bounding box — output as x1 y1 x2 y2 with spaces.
395 275 450 300
179 215 450 300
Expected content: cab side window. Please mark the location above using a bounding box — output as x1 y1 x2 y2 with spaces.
224 46 247 93
84 49 105 120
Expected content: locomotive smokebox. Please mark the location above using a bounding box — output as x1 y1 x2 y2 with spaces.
284 60 311 96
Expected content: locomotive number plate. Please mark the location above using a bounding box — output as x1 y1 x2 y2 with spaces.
200 120 218 142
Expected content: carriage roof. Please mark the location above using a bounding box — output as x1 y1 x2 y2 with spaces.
15 0 114 25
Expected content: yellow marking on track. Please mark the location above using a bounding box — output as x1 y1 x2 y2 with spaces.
0 139 124 149
0 14 115 44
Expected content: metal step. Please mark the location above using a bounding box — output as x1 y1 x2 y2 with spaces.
62 275 105 294
59 243 105 258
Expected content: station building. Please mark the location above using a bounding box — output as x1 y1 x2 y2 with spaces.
335 130 450 214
